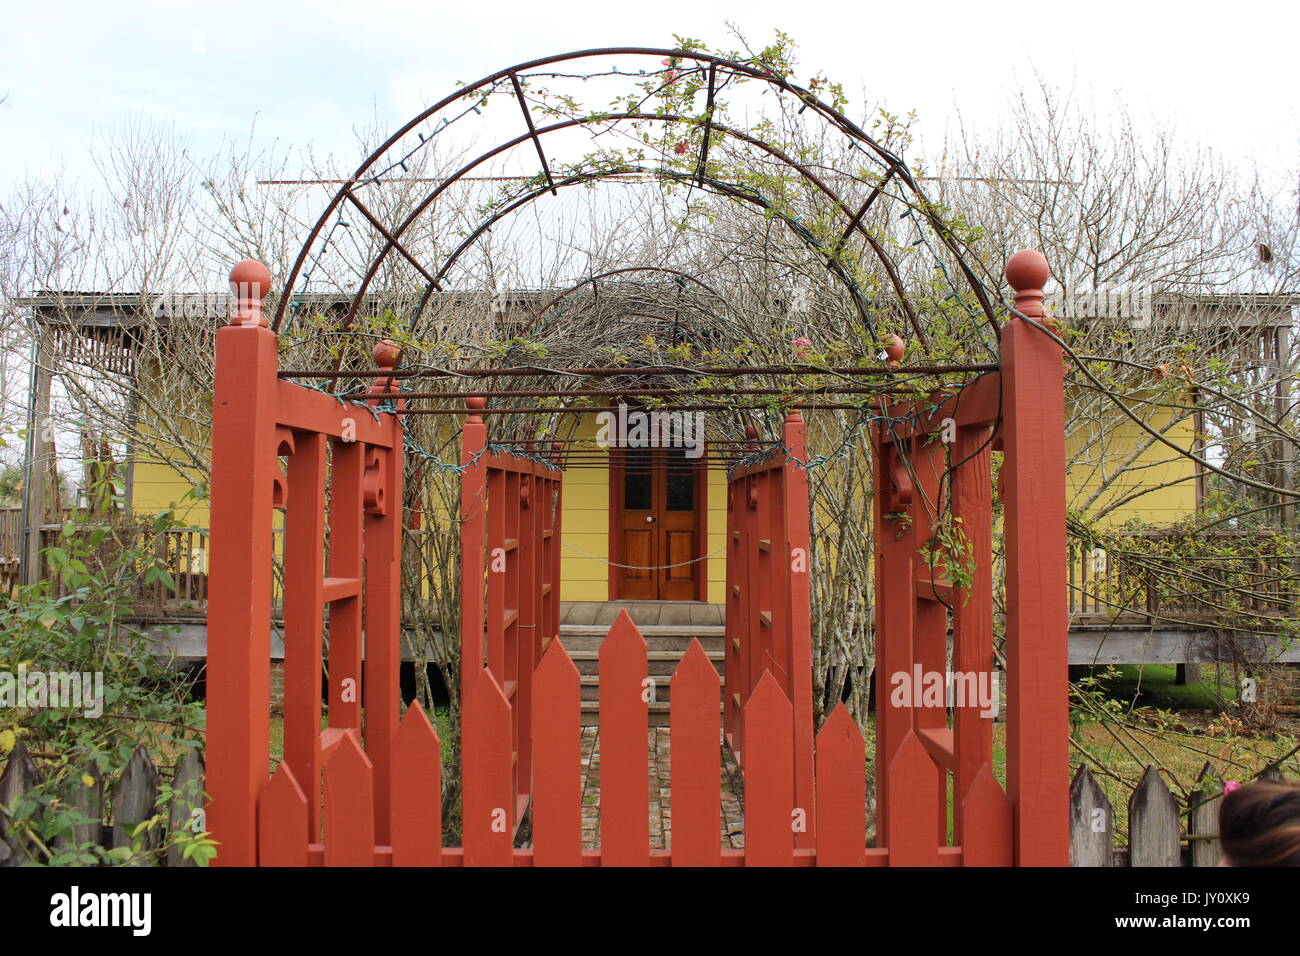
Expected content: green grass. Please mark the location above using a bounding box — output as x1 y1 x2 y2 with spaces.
1079 663 1238 710
268 705 455 770
860 700 1298 842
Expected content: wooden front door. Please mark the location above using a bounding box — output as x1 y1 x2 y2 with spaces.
613 447 703 600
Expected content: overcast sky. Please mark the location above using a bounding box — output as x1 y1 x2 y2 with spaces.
1 0 1296 189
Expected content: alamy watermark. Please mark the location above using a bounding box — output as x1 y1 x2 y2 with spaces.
594 406 705 459
0 665 105 718
1047 283 1154 326
888 664 1000 719
50 886 151 936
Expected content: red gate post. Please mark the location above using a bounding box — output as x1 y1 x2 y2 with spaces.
723 480 741 752
363 342 405 844
283 430 326 843
781 411 816 849
871 403 916 842
951 424 995 844
1000 250 1070 865
208 261 278 866
460 397 488 700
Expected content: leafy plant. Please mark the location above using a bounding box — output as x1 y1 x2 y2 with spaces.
0 503 207 865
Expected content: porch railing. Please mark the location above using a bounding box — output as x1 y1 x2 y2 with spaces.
11 514 1300 635
26 523 283 617
1068 530 1300 626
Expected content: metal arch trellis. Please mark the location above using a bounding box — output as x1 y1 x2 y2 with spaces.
398 159 926 351
264 44 1044 585
272 46 1004 353
530 266 723 324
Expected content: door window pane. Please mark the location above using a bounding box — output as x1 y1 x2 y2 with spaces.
624 449 652 510
666 460 695 511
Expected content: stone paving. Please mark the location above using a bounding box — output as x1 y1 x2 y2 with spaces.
578 725 746 850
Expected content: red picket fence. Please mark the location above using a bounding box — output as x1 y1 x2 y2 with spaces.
208 251 1070 866
258 616 898 866
724 412 816 849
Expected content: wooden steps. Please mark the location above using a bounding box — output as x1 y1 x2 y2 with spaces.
558 623 726 725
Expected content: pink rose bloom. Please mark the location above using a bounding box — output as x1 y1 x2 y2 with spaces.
792 337 812 347
1223 780 1242 794
674 141 688 155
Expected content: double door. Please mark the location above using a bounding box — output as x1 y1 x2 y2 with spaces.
614 447 702 600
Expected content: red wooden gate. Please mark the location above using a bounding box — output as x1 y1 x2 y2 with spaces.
206 261 406 865
207 251 1068 866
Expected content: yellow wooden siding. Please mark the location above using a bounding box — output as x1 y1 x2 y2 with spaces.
131 458 209 524
127 397 1196 601
1066 394 1198 527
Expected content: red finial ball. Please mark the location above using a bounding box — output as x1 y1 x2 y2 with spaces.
229 259 271 297
883 333 906 364
465 396 486 410
228 259 271 327
1005 249 1050 293
373 339 401 369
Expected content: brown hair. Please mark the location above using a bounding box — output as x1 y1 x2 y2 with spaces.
1219 780 1300 866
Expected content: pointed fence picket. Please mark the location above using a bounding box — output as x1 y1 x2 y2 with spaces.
462 672 514 867
532 639 582 866
743 673 795 866
391 706 442 867
814 704 866 867
670 640 722 866
599 613 650 866
259 764 309 867
1066 762 1295 866
324 731 375 867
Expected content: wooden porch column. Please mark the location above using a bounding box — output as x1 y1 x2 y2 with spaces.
1000 249 1070 865
19 328 53 586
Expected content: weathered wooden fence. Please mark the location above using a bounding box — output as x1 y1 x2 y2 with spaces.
1069 763 1294 866
34 522 218 614
0 507 20 593
0 743 205 867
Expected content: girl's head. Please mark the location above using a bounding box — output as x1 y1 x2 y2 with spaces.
1219 780 1300 866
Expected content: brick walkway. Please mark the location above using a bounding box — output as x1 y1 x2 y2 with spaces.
577 726 746 850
